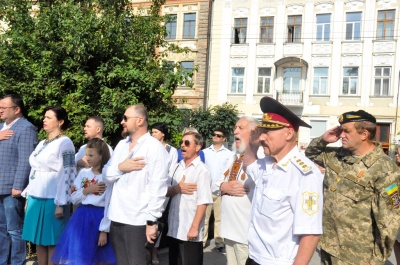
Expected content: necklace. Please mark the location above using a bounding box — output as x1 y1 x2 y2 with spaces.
34 133 64 157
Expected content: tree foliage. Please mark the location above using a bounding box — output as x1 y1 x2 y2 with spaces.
0 0 191 146
188 102 239 146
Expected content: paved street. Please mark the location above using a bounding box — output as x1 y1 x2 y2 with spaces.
26 239 397 264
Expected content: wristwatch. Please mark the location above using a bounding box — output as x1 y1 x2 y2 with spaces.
146 220 157 226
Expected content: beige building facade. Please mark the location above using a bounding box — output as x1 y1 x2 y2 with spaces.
132 0 211 110
208 0 400 152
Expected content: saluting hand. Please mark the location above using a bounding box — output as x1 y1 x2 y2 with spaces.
322 126 342 143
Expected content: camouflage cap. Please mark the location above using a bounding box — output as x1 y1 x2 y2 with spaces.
338 110 376 125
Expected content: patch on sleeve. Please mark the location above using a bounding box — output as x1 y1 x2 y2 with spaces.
302 192 319 215
385 184 400 209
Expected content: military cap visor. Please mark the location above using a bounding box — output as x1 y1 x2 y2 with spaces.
258 97 311 132
338 110 376 125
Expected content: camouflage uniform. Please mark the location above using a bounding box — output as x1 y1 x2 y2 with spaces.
306 137 400 265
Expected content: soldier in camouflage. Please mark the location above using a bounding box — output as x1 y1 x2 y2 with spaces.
305 110 400 265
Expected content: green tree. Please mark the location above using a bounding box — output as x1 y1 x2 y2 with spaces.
188 102 239 146
0 0 191 146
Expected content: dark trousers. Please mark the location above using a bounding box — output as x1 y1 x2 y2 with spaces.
110 221 147 265
168 237 203 265
245 257 260 265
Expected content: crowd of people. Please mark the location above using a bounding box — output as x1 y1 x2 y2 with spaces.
1 93 400 265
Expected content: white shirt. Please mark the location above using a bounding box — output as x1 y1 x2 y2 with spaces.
75 141 113 164
165 144 178 173
22 136 77 206
220 153 255 244
246 146 323 265
167 156 213 242
1 117 20 130
71 168 113 232
104 133 169 225
203 145 233 194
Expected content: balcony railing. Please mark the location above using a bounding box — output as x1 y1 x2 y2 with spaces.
276 90 303 105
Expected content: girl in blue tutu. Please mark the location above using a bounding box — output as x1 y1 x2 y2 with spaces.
51 138 116 265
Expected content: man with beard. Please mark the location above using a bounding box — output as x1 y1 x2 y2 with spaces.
306 110 400 264
244 97 323 265
216 116 258 265
75 116 113 170
104 105 169 265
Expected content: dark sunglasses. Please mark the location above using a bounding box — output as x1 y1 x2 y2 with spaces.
122 114 140 122
179 140 198 147
212 133 224 138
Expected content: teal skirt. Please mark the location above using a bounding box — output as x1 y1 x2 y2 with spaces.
22 196 70 246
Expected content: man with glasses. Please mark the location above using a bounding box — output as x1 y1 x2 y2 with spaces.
0 94 37 265
104 104 169 265
244 97 323 265
167 131 212 265
203 128 233 253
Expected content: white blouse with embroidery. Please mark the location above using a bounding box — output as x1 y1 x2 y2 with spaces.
22 136 77 206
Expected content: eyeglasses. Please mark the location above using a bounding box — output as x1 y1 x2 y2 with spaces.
122 115 141 122
179 140 198 147
212 133 224 138
0 106 17 110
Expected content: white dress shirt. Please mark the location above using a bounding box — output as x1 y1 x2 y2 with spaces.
167 156 213 242
203 145 233 194
104 133 169 225
246 146 323 265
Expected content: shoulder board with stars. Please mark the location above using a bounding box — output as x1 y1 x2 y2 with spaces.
292 156 313 174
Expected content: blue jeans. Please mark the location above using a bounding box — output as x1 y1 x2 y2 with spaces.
0 195 26 265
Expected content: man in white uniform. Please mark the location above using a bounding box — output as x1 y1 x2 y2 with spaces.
75 116 113 170
167 132 213 265
203 128 233 252
244 97 323 265
217 116 258 265
105 105 169 265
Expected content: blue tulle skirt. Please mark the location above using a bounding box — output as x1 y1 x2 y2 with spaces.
51 204 116 265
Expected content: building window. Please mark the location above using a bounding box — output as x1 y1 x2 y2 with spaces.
233 18 247 44
313 67 328 95
231 68 245 93
183 13 196 39
310 120 327 139
283 68 301 92
316 14 331 41
376 123 390 154
165 14 177 39
345 12 361 40
377 10 395 40
374 67 391 96
181 61 194 86
342 67 358 95
257 68 272 94
260 17 274 43
287 15 302 43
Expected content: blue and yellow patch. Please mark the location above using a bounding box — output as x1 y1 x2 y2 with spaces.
386 184 400 209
